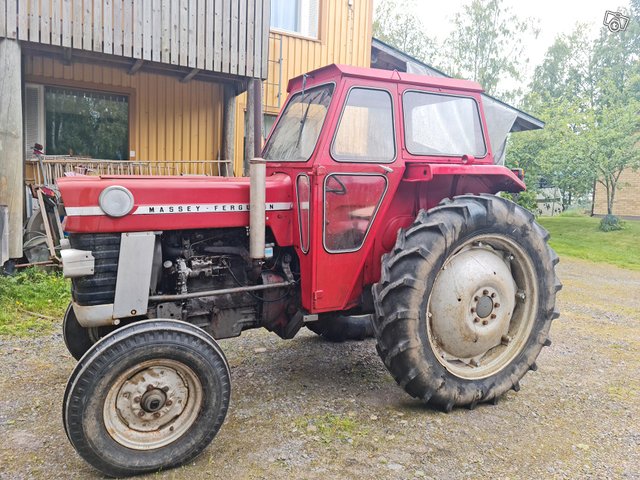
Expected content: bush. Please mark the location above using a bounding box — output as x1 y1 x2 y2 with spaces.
500 190 538 215
599 214 624 232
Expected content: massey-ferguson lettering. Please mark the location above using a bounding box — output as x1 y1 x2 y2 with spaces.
58 65 560 477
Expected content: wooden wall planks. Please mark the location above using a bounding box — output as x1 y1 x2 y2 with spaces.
2 0 270 79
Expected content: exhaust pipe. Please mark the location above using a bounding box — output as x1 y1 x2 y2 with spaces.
249 157 266 260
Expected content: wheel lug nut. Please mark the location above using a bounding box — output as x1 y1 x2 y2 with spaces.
162 386 169 392
166 400 173 406
494 303 500 308
470 308 476 313
482 320 488 325
153 412 161 418
491 293 496 298
483 290 489 295
474 296 479 301
138 411 145 417
134 396 141 403
146 385 154 391
474 317 481 323
490 313 497 319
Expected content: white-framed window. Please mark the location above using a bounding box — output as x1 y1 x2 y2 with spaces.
24 84 46 159
271 0 319 39
24 84 130 160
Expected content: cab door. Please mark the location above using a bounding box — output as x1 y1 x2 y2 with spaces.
309 83 403 312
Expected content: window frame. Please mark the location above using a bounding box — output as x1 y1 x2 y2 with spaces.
263 113 278 142
262 81 335 163
401 89 488 159
270 0 321 40
322 172 389 254
330 86 397 164
43 85 131 160
24 76 135 159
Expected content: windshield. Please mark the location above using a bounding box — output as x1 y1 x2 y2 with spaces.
263 84 334 162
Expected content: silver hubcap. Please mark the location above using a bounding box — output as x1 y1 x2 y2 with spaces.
103 359 203 450
427 236 538 379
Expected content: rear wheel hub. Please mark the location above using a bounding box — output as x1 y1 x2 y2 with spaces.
430 245 516 361
426 235 537 380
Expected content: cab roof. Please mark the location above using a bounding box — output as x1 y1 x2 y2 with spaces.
287 63 484 94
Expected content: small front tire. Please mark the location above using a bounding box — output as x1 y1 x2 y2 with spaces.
62 303 117 361
63 319 231 477
62 303 95 361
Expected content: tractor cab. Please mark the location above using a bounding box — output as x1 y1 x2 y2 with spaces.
261 64 524 314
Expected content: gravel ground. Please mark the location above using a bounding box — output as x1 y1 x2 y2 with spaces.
0 257 639 480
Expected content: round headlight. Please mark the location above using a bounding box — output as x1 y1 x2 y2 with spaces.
99 186 135 217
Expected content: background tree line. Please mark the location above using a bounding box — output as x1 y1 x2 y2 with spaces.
374 0 640 216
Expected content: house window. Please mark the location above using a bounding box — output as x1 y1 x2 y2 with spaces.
271 0 319 39
25 84 130 160
263 113 278 140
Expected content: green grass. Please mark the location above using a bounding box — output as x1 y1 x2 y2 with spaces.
295 413 365 444
0 269 71 336
538 216 640 270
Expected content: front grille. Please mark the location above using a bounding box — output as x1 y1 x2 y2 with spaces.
69 233 121 306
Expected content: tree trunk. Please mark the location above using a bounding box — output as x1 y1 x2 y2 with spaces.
608 181 616 215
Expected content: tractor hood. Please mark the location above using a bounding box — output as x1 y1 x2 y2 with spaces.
58 174 294 238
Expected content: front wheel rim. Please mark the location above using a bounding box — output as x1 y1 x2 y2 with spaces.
103 359 203 450
427 234 539 380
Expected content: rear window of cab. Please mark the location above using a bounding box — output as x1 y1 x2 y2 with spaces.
403 91 486 157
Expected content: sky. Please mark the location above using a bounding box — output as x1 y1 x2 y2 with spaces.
374 0 629 91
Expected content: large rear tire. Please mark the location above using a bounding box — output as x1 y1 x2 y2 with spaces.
372 195 561 411
306 313 374 342
63 319 230 477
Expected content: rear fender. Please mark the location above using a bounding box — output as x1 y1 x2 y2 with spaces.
366 164 527 287
403 163 526 195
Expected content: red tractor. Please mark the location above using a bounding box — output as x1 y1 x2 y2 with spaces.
58 64 560 476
